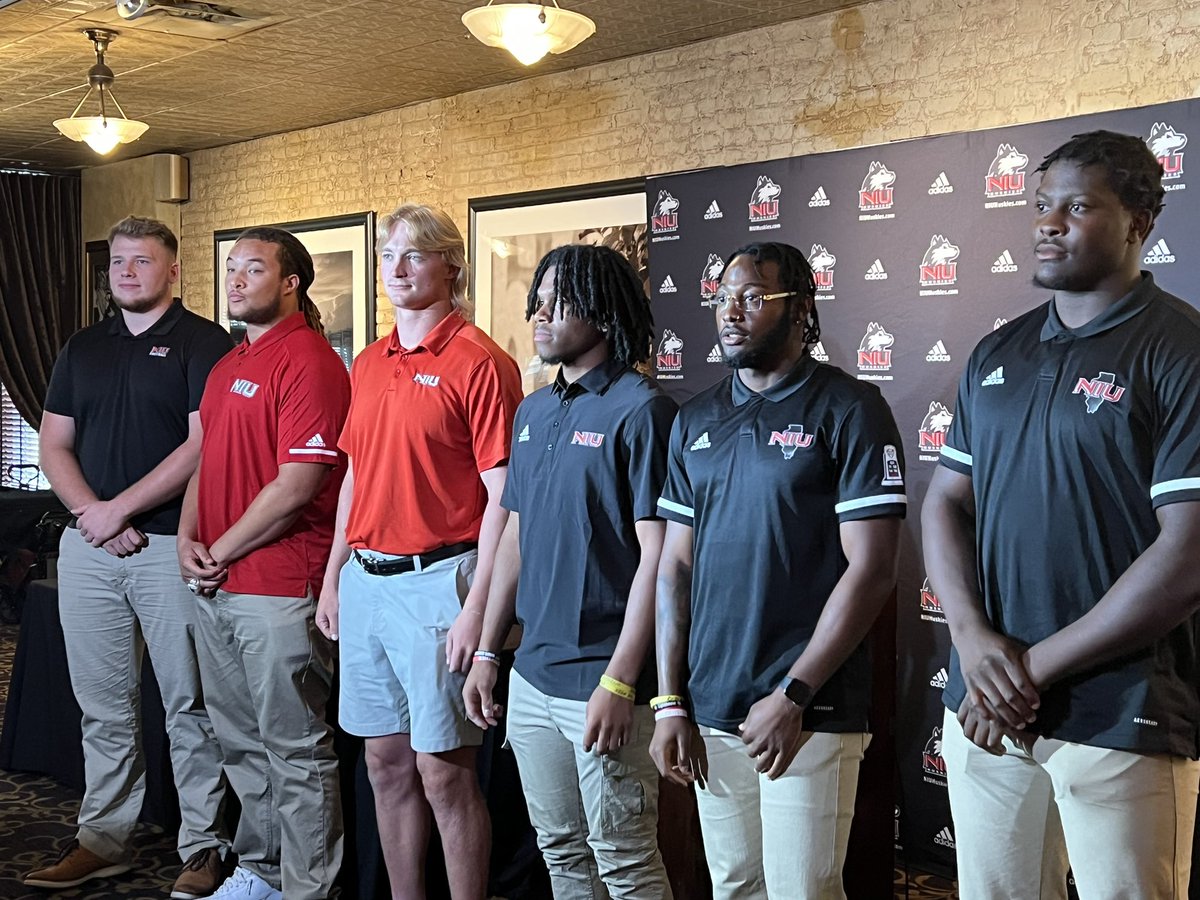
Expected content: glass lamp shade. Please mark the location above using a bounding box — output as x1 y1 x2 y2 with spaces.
53 114 149 155
462 3 595 66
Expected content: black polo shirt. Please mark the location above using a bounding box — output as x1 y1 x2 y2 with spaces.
657 354 907 733
44 301 234 535
502 359 678 703
940 273 1200 758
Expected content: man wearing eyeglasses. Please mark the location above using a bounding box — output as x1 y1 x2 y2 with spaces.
650 241 905 899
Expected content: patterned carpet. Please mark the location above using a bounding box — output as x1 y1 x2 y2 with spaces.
0 620 958 899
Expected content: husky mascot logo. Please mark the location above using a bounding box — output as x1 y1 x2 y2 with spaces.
1147 122 1187 180
808 243 837 291
985 143 1029 197
919 234 960 286
699 253 725 302
857 322 894 371
768 423 814 459
652 190 680 233
918 401 953 452
748 175 782 222
922 727 946 779
859 161 896 211
656 330 683 373
920 577 944 616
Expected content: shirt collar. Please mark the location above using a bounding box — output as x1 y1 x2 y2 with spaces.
108 298 185 338
385 310 466 356
551 358 627 398
1039 272 1157 342
237 311 307 356
730 352 820 406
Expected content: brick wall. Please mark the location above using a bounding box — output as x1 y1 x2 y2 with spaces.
179 0 1200 325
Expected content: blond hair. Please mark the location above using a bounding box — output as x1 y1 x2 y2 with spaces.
376 204 471 318
108 215 178 257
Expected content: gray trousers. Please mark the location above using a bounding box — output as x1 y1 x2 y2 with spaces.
194 588 343 900
57 526 227 863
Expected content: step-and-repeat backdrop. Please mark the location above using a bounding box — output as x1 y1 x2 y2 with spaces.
644 98 1199 873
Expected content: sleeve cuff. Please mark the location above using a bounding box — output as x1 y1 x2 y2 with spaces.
657 496 694 523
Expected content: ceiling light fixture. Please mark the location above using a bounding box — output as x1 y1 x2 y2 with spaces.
462 1 595 66
53 28 149 155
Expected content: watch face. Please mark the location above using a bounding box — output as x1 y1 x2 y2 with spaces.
783 678 813 708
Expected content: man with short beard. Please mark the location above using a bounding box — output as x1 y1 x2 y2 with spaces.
925 130 1200 898
180 227 349 900
27 216 233 896
651 241 905 900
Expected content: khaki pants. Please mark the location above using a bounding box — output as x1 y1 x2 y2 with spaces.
942 707 1200 900
695 725 868 900
58 526 227 863
194 589 342 900
506 668 671 900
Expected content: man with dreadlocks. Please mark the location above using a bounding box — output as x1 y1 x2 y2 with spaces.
180 226 349 900
463 243 677 899
651 241 905 899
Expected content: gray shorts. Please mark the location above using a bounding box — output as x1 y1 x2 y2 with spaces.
337 548 482 753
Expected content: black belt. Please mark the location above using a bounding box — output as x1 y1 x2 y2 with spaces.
352 542 476 576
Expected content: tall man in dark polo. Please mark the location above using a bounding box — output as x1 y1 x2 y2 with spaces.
463 243 677 900
28 216 232 896
651 241 905 900
316 204 522 900
924 131 1200 898
179 227 349 900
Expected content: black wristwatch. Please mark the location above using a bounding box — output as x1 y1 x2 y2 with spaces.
779 677 814 709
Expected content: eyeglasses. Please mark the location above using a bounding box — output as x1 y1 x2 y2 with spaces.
713 291 798 312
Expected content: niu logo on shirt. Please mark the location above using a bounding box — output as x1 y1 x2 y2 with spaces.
570 431 605 448
149 346 170 357
768 424 813 459
1073 371 1125 413
413 373 440 388
230 378 260 399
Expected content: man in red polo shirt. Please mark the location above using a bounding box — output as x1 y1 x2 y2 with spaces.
316 204 521 899
179 227 349 900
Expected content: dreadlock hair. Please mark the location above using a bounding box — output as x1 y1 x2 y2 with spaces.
724 242 821 346
1036 130 1166 229
235 226 324 335
525 243 655 367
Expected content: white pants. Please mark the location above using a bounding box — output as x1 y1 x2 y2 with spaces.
695 725 869 900
942 707 1200 900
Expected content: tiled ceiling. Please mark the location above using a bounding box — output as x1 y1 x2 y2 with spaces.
0 0 866 170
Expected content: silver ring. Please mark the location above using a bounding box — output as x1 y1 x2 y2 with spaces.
187 578 200 594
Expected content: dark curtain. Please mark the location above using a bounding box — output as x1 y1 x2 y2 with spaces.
0 171 81 428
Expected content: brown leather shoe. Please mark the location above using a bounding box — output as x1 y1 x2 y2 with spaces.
22 840 133 889
171 847 226 899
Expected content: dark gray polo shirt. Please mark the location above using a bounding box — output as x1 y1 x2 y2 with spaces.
44 300 234 535
503 359 678 703
940 273 1200 758
657 354 907 733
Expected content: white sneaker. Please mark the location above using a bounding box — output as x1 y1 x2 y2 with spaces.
202 866 283 900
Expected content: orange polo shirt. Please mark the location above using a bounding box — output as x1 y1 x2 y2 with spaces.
339 311 521 556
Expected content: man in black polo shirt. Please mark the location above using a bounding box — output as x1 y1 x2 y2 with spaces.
651 241 905 900
463 243 676 899
27 217 233 896
923 130 1200 898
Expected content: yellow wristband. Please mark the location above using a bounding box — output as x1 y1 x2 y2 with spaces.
599 674 636 702
650 694 685 708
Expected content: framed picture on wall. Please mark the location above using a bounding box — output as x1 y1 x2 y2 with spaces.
468 178 647 394
213 212 377 368
84 239 116 325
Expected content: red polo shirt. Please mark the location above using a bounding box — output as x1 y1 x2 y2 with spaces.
339 311 521 555
197 313 350 597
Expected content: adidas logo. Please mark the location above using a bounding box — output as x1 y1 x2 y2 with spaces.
930 667 948 688
993 318 1008 331
707 344 722 363
689 432 712 451
991 250 1018 273
703 200 723 220
810 341 829 362
1144 238 1175 264
864 259 888 281
981 366 1005 386
808 186 830 207
305 433 326 448
928 172 954 194
659 275 677 294
934 827 956 849
517 424 530 443
925 340 951 363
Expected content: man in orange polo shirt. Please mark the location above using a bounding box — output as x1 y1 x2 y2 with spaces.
317 204 521 899
180 227 350 900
